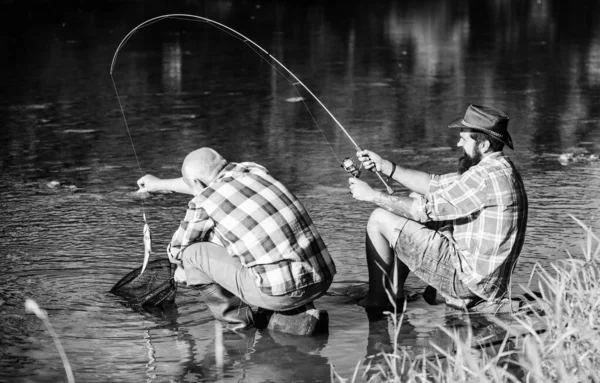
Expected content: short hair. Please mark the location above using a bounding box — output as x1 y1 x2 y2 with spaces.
183 147 228 183
470 132 504 152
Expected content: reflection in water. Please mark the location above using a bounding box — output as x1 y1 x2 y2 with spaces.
172 325 331 382
162 39 182 94
1 0 600 381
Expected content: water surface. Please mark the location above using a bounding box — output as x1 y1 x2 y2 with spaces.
1 1 599 382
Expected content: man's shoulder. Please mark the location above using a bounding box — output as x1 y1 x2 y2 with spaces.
481 151 511 166
473 153 526 198
479 152 522 178
207 162 286 197
214 162 271 183
234 161 269 174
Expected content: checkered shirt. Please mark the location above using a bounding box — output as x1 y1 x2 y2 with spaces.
413 152 528 299
167 162 336 296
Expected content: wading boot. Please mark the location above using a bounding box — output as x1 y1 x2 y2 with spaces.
194 283 254 331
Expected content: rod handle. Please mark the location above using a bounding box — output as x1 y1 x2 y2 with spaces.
375 172 395 194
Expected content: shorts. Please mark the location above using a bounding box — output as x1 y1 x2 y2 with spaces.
393 219 480 305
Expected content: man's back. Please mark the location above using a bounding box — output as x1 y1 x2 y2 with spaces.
195 162 337 295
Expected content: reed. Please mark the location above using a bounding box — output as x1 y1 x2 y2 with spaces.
24 299 75 383
337 217 600 382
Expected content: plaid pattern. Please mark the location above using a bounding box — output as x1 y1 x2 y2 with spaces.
413 152 528 299
168 162 336 296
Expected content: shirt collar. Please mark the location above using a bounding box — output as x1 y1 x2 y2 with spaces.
193 162 235 197
215 162 238 181
479 151 504 165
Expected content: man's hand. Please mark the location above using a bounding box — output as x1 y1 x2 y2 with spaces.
349 177 378 202
356 149 384 172
137 174 161 193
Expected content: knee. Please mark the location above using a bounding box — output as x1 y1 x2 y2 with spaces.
366 208 384 230
366 208 393 236
367 208 408 243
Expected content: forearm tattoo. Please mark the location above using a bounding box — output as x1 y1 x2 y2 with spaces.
373 193 421 221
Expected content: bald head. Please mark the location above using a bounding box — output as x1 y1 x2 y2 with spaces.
182 148 228 188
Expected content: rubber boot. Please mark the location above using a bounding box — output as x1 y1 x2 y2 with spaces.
194 284 254 331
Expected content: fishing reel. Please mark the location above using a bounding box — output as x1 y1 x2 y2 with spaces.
341 157 362 178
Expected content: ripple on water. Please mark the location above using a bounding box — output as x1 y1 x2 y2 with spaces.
0 267 219 382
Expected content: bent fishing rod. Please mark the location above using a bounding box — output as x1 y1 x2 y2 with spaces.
110 13 394 194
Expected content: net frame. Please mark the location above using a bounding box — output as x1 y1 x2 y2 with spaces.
110 258 177 309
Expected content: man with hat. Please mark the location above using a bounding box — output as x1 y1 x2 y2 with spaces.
348 105 528 312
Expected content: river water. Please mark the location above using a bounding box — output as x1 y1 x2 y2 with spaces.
1 1 599 382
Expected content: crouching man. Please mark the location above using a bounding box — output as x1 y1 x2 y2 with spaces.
138 147 336 333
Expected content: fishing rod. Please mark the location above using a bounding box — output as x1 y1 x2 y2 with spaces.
109 13 394 194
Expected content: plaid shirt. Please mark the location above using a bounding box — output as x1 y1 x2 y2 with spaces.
413 152 528 299
168 162 336 296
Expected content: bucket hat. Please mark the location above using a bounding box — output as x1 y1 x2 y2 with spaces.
448 105 513 149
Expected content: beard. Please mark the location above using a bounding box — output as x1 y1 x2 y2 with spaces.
457 148 483 174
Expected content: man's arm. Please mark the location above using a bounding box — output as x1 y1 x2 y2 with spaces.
372 170 488 223
383 160 431 195
357 150 431 195
349 177 426 221
137 175 194 195
372 191 423 221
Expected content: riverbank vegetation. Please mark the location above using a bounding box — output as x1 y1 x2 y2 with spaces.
336 217 600 382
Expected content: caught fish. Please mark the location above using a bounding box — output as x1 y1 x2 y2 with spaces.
140 222 152 275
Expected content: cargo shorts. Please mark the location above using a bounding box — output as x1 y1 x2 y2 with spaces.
393 219 480 305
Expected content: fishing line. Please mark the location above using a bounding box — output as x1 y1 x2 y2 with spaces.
110 65 152 275
240 39 341 163
110 68 150 228
110 13 394 193
110 81 145 191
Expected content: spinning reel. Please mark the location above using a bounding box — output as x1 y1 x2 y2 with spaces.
341 156 394 194
341 157 362 178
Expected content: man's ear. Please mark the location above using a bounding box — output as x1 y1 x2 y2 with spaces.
479 139 491 154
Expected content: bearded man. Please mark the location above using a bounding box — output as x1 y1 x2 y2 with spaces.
348 105 528 312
